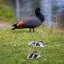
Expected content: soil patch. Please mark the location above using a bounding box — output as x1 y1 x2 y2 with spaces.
0 21 11 29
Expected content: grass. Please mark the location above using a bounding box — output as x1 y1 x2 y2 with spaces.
0 0 16 24
0 26 64 64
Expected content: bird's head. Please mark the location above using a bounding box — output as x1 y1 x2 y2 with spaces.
35 8 41 17
35 8 45 22
35 8 41 13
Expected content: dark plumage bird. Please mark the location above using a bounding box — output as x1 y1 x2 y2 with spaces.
12 8 45 32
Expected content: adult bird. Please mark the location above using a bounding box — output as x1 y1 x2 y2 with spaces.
12 8 45 32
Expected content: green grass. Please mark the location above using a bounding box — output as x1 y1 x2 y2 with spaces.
0 0 15 24
0 26 64 64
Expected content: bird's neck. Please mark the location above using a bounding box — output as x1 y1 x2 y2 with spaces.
35 12 44 22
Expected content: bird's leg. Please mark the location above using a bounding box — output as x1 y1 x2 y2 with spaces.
29 28 31 32
33 28 35 32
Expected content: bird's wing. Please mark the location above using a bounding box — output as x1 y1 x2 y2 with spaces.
17 21 25 27
24 16 41 27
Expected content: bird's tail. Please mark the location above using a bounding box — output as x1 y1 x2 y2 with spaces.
12 27 16 30
12 24 18 30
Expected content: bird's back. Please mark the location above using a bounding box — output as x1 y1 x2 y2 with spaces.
24 16 42 28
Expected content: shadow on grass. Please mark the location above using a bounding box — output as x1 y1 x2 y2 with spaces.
11 29 34 34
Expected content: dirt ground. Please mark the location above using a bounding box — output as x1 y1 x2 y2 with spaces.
0 21 11 29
